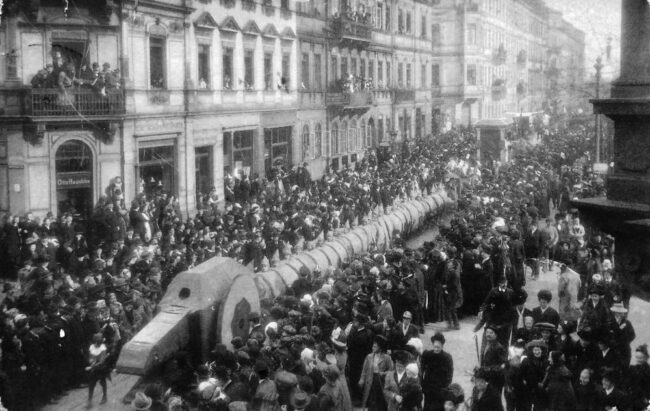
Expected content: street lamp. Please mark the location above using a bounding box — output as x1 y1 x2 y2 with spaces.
594 56 604 163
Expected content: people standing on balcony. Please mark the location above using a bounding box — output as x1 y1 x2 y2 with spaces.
30 64 52 88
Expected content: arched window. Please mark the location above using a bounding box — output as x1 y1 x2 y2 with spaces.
315 123 322 158
340 120 348 153
302 124 310 160
331 122 339 155
350 119 357 151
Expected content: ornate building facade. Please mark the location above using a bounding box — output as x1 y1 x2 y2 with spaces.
0 0 584 218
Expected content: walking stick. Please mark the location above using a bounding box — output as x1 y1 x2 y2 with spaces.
474 334 480 365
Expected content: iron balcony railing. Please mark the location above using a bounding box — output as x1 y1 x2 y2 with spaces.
31 88 124 116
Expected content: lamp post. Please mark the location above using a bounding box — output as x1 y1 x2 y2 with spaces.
594 56 604 163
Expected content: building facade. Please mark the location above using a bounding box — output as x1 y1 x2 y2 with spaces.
0 0 584 219
430 0 584 127
0 0 298 219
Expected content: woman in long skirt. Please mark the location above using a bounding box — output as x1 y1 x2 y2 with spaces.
358 336 394 411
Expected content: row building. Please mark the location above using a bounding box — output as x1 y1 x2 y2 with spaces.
0 0 584 219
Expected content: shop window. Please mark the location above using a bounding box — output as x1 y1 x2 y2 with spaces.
223 130 254 177
139 144 175 196
150 36 166 88
264 126 293 173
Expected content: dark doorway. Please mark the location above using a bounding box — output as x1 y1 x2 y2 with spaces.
55 140 93 220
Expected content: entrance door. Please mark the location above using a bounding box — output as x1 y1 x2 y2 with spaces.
55 140 93 221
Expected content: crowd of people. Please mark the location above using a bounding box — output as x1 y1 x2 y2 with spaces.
0 123 648 411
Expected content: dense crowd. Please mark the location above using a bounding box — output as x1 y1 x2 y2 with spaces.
0 128 471 410
0 123 646 411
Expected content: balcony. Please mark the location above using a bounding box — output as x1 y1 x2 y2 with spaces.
372 89 393 104
31 88 124 117
326 90 372 116
329 15 372 49
393 89 415 104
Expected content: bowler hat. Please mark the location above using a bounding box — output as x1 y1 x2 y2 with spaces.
290 390 312 409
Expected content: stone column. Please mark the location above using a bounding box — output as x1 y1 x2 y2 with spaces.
619 0 650 85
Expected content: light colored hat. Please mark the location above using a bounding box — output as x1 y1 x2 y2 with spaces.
402 311 413 320
610 302 628 313
131 392 153 410
602 259 613 270
405 363 419 375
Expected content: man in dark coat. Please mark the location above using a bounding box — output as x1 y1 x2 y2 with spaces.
470 367 504 411
346 315 374 403
2 215 21 278
396 311 420 348
508 231 526 290
443 255 462 330
510 289 532 342
475 277 516 347
523 223 543 280
296 162 312 190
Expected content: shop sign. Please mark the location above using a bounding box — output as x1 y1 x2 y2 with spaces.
56 172 92 189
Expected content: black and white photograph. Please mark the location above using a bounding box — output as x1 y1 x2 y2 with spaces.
0 0 648 410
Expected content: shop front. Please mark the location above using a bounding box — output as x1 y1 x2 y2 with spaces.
55 140 94 219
